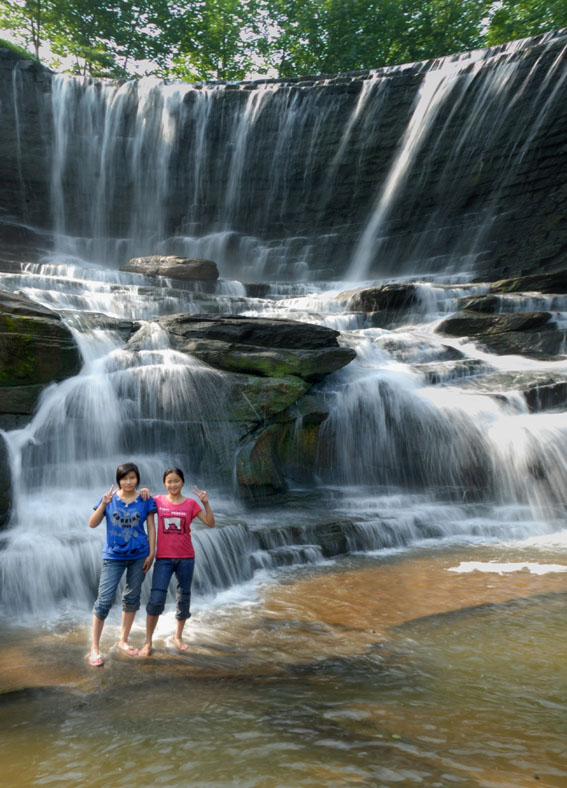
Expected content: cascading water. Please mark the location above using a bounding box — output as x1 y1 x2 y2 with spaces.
1 32 567 629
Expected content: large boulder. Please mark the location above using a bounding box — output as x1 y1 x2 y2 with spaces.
336 283 420 327
0 291 82 419
125 315 346 501
121 255 219 281
131 314 356 383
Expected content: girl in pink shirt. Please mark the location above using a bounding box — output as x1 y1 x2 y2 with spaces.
140 467 215 655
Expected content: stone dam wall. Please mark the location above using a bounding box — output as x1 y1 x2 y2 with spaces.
0 31 566 280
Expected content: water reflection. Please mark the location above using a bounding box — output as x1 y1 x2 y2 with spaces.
0 546 565 788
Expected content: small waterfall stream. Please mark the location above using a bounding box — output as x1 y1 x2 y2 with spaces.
1 267 566 621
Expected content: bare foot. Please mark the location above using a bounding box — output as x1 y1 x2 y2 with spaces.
173 636 188 652
117 641 139 656
139 643 153 657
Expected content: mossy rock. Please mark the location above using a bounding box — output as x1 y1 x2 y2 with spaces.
0 292 82 414
236 425 287 501
227 375 309 422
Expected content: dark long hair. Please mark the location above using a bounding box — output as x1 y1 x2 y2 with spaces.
163 467 185 483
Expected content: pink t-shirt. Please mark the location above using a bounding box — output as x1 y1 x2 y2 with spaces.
154 494 202 559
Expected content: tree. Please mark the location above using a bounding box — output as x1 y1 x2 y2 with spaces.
47 0 170 77
487 0 567 45
158 0 266 82
0 0 50 60
263 0 494 78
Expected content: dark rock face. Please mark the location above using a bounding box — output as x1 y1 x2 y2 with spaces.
0 49 52 258
0 433 11 526
0 291 82 420
122 256 219 281
2 33 567 279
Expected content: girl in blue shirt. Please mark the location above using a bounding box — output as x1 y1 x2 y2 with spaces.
88 462 156 666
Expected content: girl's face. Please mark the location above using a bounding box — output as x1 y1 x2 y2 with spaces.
119 471 138 491
165 473 184 496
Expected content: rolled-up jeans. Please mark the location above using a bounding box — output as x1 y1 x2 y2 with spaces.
93 557 146 620
146 557 195 620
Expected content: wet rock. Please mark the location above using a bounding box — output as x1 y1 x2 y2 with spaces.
144 314 356 382
0 432 11 527
478 330 567 360
436 310 553 337
457 295 500 313
228 375 309 421
69 313 135 340
337 283 420 326
121 255 219 281
0 291 82 416
460 371 567 412
126 314 351 500
436 306 566 360
244 283 272 298
254 519 349 557
412 358 491 385
489 270 567 294
236 425 287 500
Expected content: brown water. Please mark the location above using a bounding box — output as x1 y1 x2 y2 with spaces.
0 545 565 788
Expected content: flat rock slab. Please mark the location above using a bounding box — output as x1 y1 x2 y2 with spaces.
130 314 356 382
121 255 219 281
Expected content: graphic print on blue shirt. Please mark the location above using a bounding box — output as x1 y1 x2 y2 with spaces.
110 509 141 543
98 495 157 559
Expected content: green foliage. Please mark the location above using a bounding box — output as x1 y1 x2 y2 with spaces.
0 34 35 59
487 0 567 45
264 0 495 77
158 0 267 81
1 0 566 80
0 0 47 59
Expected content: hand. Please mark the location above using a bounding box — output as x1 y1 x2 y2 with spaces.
102 484 116 505
193 485 208 505
140 487 151 501
143 554 154 573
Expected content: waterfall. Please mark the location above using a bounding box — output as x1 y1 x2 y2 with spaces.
1 32 567 623
35 31 566 281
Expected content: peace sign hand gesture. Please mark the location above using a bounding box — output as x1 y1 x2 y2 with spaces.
193 485 208 505
102 484 116 505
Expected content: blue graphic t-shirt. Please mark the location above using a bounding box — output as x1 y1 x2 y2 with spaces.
97 494 157 560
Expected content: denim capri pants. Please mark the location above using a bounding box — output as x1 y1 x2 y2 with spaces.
93 557 146 619
146 557 195 620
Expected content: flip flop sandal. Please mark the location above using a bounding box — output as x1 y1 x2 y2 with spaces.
118 643 139 656
88 653 104 667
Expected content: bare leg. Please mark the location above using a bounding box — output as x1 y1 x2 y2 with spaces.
118 610 138 655
139 614 159 657
90 614 105 662
173 618 189 652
